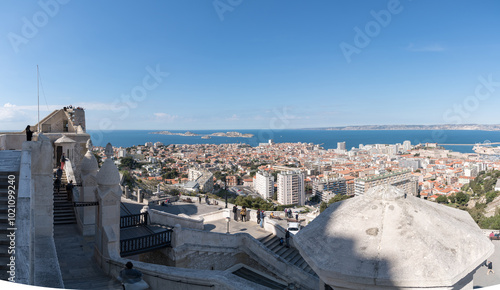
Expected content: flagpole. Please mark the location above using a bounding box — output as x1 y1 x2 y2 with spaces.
37 65 40 132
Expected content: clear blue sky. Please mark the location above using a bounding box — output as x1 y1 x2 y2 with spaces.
1 0 500 130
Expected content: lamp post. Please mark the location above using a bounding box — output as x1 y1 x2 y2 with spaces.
224 180 228 208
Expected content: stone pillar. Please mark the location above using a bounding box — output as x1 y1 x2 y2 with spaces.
137 189 143 203
78 139 98 236
125 186 130 199
94 143 121 268
23 134 53 237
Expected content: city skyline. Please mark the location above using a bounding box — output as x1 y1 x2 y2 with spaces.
1 1 500 131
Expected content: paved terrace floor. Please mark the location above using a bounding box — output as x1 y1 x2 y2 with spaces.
121 197 288 239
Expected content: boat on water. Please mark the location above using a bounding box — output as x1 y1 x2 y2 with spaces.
201 135 211 139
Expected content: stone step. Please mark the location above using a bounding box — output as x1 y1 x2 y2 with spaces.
54 211 75 217
0 245 9 257
275 244 290 256
295 257 308 269
54 218 76 225
289 251 303 265
54 208 74 214
282 248 297 261
263 236 278 247
259 234 274 245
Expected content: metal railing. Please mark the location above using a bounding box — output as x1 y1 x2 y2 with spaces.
120 212 148 228
120 229 172 257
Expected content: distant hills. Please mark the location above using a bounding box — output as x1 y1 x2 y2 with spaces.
310 124 500 131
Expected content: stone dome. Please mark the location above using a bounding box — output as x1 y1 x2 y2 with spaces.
96 143 119 186
80 151 98 173
294 185 494 289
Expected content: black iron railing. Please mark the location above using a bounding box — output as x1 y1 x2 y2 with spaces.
120 212 148 228
120 229 172 257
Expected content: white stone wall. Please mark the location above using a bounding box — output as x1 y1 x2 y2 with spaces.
149 209 204 230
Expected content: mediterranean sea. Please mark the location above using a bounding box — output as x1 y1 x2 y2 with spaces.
87 129 500 154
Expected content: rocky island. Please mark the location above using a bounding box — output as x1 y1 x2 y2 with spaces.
210 132 254 138
150 131 200 136
149 131 253 138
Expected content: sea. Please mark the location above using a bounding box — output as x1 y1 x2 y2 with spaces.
87 129 500 154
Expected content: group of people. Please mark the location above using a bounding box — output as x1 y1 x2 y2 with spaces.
53 154 74 201
284 208 299 221
232 205 247 222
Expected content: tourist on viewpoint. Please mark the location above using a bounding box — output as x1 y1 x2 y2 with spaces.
233 205 238 221
60 153 66 169
118 261 149 290
25 125 33 141
240 206 247 222
487 261 494 275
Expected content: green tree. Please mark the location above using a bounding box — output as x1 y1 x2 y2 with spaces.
436 195 448 204
319 202 328 213
486 191 499 204
328 194 351 205
454 192 470 205
119 156 135 169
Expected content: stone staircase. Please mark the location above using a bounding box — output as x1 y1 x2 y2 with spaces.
259 234 317 277
0 172 16 281
53 169 76 225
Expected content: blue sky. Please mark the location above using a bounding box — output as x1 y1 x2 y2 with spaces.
1 0 500 130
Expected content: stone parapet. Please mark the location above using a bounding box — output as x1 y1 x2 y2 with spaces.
148 208 204 230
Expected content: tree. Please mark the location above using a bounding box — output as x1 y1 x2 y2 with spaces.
436 195 448 204
319 202 328 213
486 191 499 204
119 156 135 170
328 194 351 205
454 192 470 205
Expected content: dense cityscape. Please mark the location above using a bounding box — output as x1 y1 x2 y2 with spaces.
93 138 500 228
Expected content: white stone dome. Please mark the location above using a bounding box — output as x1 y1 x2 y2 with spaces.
96 143 119 186
294 185 494 289
81 151 98 173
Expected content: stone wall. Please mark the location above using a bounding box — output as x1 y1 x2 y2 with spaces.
148 209 204 230
0 133 26 150
167 225 317 289
15 137 64 287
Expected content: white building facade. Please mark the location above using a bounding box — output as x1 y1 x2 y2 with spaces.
254 170 274 199
277 171 305 206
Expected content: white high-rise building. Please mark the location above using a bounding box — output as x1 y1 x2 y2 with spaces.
403 140 411 151
254 170 274 199
277 171 305 206
337 141 346 151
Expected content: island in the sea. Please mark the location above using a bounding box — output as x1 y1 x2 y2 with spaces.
150 131 254 138
150 131 200 136
210 131 254 138
310 124 500 131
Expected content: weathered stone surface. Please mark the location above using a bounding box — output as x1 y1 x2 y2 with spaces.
96 143 119 186
294 185 494 289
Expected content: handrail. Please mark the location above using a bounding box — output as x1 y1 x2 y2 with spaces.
120 229 172 257
120 212 148 228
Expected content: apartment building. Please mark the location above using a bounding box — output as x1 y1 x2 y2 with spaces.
254 170 274 199
277 171 305 206
354 170 417 196
312 177 347 202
